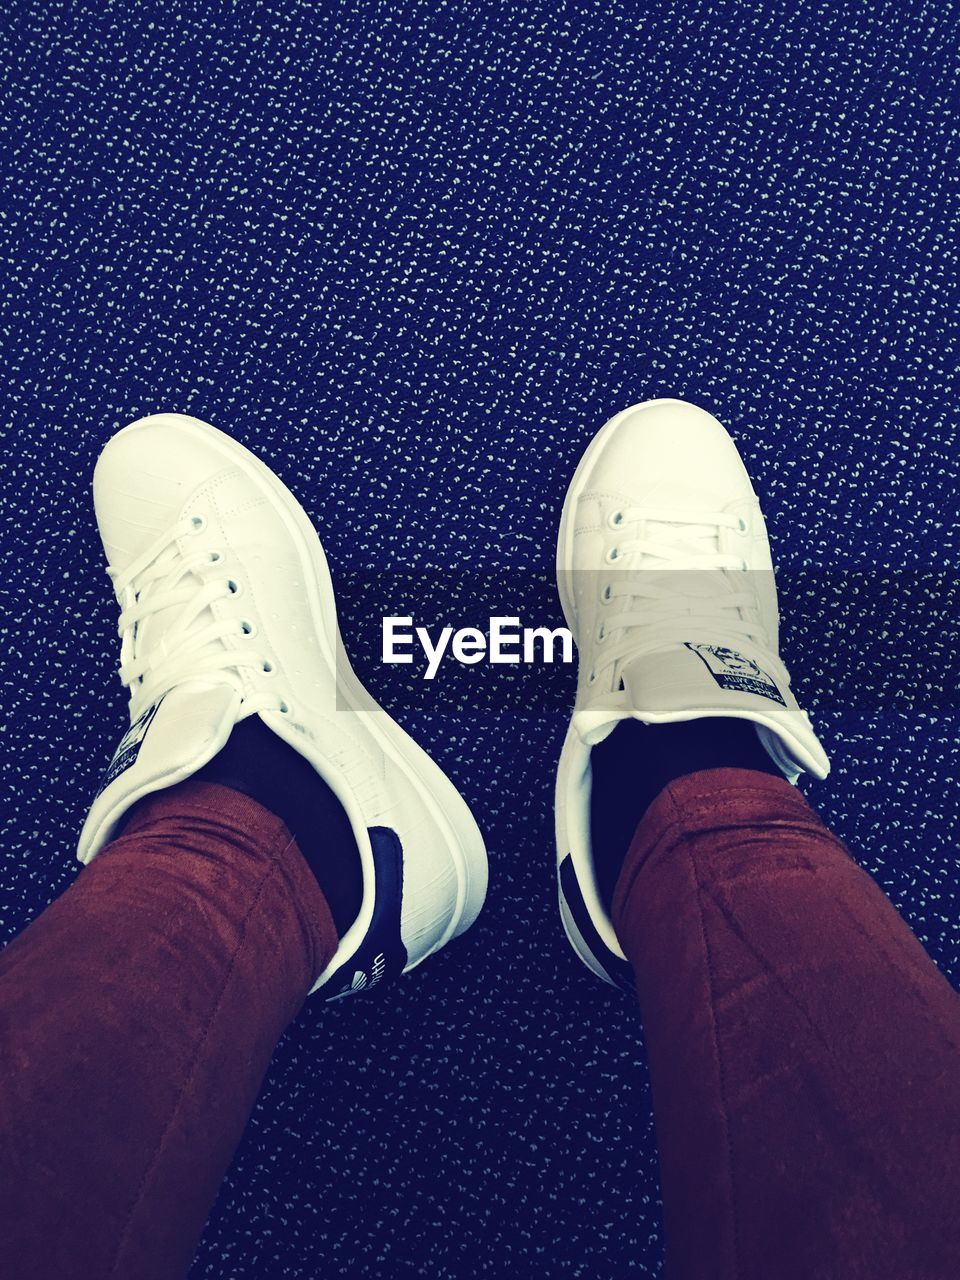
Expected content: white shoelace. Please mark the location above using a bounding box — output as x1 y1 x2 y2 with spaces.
110 515 285 721
589 505 782 689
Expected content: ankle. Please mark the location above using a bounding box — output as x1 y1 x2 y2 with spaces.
194 716 362 935
590 717 782 909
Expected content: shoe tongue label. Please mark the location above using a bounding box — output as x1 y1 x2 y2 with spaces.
97 698 164 796
684 642 786 706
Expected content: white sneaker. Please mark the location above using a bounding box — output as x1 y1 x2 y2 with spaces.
554 398 830 988
79 414 488 1001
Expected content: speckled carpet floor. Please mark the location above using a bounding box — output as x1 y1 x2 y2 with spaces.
1 1 958 1275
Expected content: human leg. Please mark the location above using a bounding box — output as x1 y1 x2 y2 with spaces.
0 413 488 1278
551 400 956 1277
613 765 960 1280
0 782 335 1280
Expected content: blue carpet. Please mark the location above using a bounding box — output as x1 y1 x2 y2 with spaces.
2 0 959 1275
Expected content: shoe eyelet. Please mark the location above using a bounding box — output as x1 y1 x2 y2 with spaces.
600 583 613 604
588 670 597 685
226 578 241 596
190 514 207 534
278 700 290 714
608 510 624 529
737 517 748 533
605 547 619 563
597 623 606 642
209 550 222 563
261 660 276 675
239 620 256 637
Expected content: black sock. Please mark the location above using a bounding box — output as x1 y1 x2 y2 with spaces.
589 717 784 910
194 716 363 936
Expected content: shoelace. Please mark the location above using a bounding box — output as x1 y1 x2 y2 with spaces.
110 514 285 721
589 505 783 689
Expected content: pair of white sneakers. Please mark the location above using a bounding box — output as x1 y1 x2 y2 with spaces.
78 401 829 1000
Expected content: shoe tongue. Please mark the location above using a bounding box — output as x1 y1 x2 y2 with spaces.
78 680 243 863
573 639 791 747
645 519 721 559
617 641 836 780
620 641 790 718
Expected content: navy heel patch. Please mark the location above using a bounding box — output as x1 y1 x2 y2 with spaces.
325 826 408 1002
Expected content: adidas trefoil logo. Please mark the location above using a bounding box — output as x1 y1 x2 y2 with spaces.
330 952 387 1001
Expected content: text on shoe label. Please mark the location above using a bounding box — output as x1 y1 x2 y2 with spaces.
97 700 163 795
685 643 787 706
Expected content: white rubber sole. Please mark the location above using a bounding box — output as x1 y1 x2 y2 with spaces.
554 720 629 973
114 414 488 962
558 885 618 985
554 728 607 976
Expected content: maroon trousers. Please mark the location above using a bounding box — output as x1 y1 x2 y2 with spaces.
612 769 960 1280
1 772 959 1279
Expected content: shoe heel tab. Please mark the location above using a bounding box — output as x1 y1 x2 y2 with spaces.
314 827 409 1003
